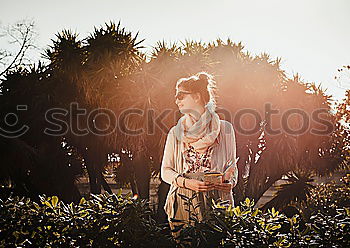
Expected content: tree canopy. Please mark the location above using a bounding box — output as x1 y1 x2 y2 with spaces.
0 22 349 212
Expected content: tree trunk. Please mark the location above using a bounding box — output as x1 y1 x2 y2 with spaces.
156 180 170 223
133 153 151 199
245 159 285 205
86 162 99 194
99 172 112 193
233 161 246 205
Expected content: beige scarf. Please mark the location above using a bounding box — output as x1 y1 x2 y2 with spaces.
174 104 221 154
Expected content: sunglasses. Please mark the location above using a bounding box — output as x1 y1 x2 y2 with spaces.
175 91 193 100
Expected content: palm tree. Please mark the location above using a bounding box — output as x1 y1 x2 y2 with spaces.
2 21 349 214
0 63 82 202
140 39 349 212
43 22 145 195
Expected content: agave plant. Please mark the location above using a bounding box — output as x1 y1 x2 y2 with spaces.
262 171 315 211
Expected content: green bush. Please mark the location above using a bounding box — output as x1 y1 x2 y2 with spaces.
305 174 350 216
0 181 349 247
0 191 174 247
175 197 349 247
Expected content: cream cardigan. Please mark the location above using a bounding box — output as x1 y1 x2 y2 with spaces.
161 120 238 220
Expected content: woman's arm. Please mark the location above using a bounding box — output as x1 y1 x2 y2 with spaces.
215 122 238 192
161 128 181 185
224 122 238 187
161 128 214 191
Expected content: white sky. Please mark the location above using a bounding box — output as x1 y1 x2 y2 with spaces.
1 0 349 101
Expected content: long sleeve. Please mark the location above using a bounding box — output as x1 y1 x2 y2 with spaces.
223 122 239 187
161 127 181 185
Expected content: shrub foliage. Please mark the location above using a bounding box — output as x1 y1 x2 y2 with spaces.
1 176 349 248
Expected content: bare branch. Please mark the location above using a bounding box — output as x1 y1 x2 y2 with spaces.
0 19 38 77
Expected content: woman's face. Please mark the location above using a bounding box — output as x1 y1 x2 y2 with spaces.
175 87 201 114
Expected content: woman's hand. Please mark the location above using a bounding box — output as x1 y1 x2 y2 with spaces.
185 178 214 192
214 182 233 193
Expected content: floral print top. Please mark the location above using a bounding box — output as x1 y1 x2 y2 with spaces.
183 145 213 173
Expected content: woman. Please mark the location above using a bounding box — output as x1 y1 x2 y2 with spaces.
161 72 238 226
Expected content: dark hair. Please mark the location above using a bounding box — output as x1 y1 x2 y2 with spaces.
176 72 217 106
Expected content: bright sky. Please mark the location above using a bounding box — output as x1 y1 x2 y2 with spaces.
1 0 349 101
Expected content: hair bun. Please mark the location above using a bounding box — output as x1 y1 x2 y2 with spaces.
198 72 210 82
176 71 217 106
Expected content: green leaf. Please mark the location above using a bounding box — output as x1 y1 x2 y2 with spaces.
69 202 75 214
271 207 279 217
12 231 20 239
233 206 241 216
117 188 122 197
345 207 350 216
101 225 109 230
51 196 58 208
241 210 251 216
252 208 259 217
212 199 216 208
44 201 52 208
171 224 185 232
80 210 88 218
33 202 40 210
79 197 86 205
91 194 102 202
270 224 281 231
